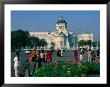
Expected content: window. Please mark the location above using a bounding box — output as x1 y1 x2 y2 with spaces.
59 26 63 29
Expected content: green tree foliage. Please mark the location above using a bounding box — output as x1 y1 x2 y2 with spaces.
27 36 39 48
11 29 48 50
78 40 92 47
92 41 100 47
86 40 91 47
78 40 87 47
11 29 29 49
39 39 48 47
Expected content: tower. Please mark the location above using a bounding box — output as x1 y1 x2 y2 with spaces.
55 16 68 36
55 16 69 49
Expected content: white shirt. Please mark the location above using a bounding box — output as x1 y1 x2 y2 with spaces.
14 56 20 67
40 53 44 58
80 54 83 61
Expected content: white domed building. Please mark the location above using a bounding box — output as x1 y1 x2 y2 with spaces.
29 16 78 50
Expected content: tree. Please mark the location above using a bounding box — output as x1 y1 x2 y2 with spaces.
11 29 29 49
92 41 100 47
78 40 87 47
78 40 93 48
39 39 48 47
86 40 92 47
27 36 39 48
11 29 48 50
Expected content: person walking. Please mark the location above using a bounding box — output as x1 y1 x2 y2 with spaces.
44 51 47 64
13 52 20 77
60 49 63 57
73 50 83 67
80 52 83 61
73 50 78 62
91 50 97 62
87 49 92 62
97 48 100 59
46 50 52 63
29 49 37 63
37 50 42 68
40 50 45 66
57 49 61 57
80 48 83 54
29 51 33 64
28 49 37 76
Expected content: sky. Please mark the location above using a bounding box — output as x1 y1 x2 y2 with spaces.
11 11 100 41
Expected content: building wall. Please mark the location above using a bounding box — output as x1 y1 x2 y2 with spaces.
29 32 77 50
77 33 93 42
29 17 93 50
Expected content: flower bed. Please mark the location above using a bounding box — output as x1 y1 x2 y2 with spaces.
33 61 100 77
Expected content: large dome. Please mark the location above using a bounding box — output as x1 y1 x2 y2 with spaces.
57 16 67 24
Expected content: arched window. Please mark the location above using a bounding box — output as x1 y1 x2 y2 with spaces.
59 26 63 29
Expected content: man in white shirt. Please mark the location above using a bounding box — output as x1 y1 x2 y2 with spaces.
80 52 83 61
13 52 20 77
40 52 44 59
60 49 63 57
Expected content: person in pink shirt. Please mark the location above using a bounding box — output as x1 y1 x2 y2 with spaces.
73 50 83 67
73 50 78 62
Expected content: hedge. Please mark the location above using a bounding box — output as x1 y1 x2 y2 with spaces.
33 61 100 77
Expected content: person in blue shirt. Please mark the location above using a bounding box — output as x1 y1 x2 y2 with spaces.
91 50 97 62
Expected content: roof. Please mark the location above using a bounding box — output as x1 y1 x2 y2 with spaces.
58 31 66 37
57 16 67 24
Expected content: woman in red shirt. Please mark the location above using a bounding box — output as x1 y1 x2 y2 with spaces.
74 50 78 62
73 50 83 67
46 50 52 63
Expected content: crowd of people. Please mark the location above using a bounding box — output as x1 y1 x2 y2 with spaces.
29 49 53 64
73 48 100 67
13 48 100 77
13 49 53 77
28 49 53 76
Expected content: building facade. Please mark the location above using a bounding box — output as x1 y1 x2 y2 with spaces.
29 17 77 50
77 33 93 42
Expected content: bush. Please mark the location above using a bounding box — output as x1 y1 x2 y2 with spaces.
33 62 100 77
